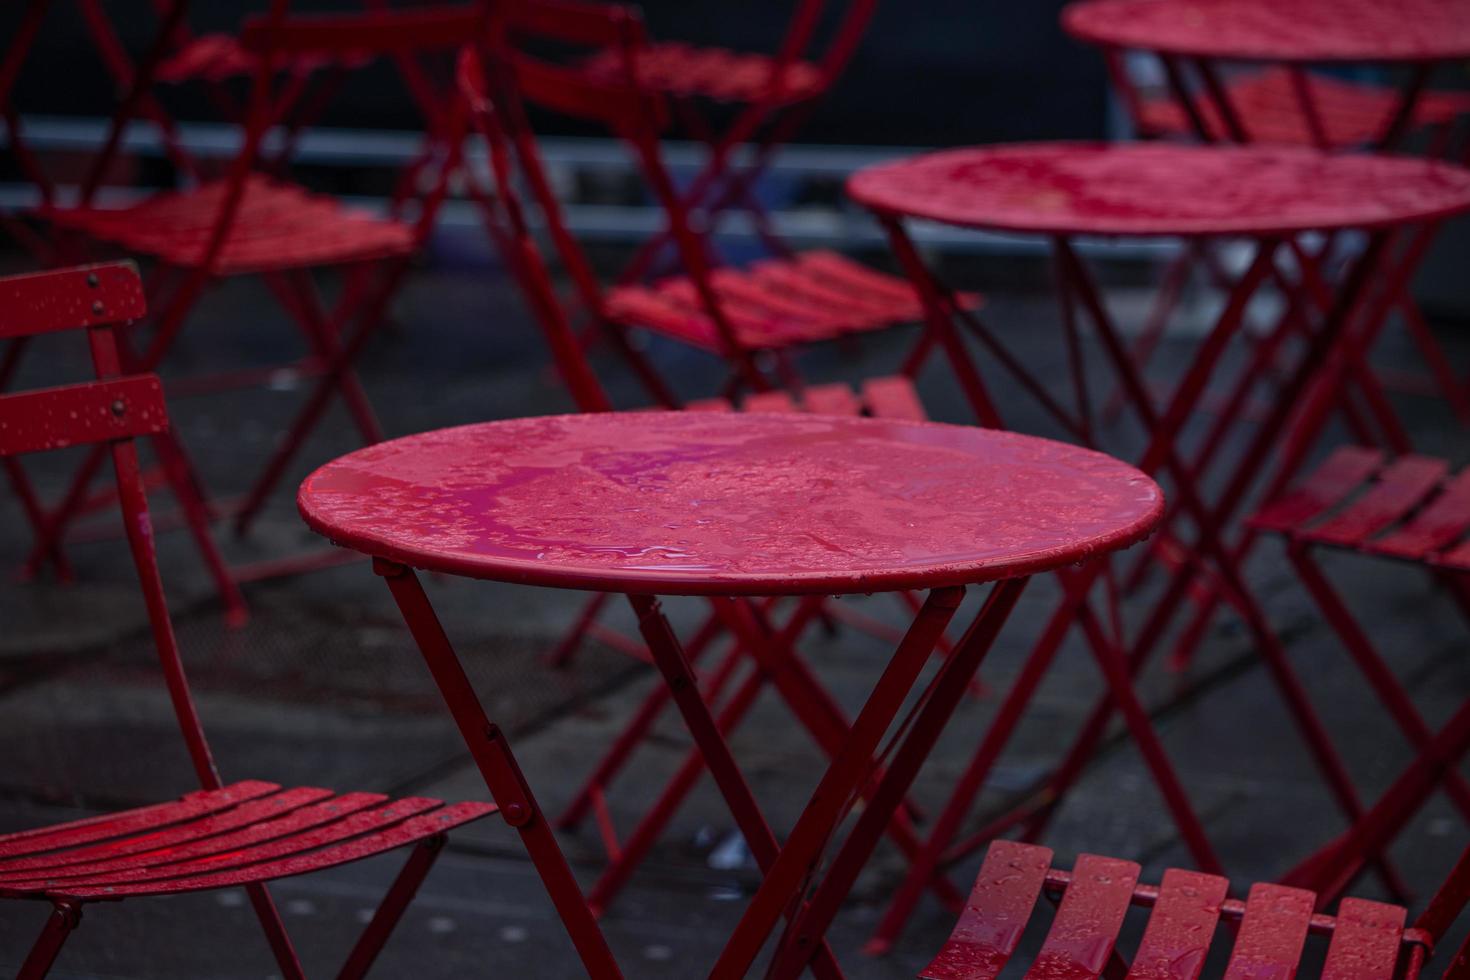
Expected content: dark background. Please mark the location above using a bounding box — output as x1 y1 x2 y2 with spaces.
4 0 1110 146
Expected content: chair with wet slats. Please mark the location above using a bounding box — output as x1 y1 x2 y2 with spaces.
921 840 1467 980
0 263 496 980
1243 447 1470 899
577 0 879 291
461 1 981 408
22 3 489 623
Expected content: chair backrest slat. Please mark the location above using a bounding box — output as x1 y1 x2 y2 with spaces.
0 261 222 791
0 377 169 457
0 263 147 339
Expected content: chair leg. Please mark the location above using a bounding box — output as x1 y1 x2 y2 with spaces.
245 883 308 980
336 835 446 980
16 902 80 980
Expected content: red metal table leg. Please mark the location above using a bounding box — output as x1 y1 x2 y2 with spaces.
761 578 1030 980
879 216 1005 428
376 560 623 978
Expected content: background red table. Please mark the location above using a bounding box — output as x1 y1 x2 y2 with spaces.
1062 0 1470 150
847 140 1470 949
299 410 1162 977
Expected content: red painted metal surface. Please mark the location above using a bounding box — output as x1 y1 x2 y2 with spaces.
1126 869 1228 980
920 841 1051 980
1321 899 1407 980
461 8 986 410
42 176 416 275
0 261 500 979
1224 883 1316 980
922 846 1469 980
0 262 146 337
581 42 825 104
1248 447 1385 534
1258 450 1470 572
1248 451 1470 897
855 138 1446 947
24 2 481 598
848 143 1470 239
0 377 168 457
298 411 1163 596
1135 68 1470 147
602 250 967 353
1303 456 1448 547
1062 0 1470 64
1024 854 1140 980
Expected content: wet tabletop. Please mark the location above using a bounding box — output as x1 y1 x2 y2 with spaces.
847 143 1470 239
298 413 1163 596
1062 0 1470 64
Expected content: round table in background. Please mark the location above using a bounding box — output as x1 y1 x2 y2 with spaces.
1062 0 1470 148
299 410 1163 978
846 139 1470 950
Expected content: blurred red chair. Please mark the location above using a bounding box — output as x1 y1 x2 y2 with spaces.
919 838 1468 980
0 262 494 980
469 0 985 411
1248 447 1470 900
581 0 880 287
20 2 488 621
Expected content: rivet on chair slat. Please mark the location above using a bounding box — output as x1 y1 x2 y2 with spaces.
802 383 864 417
861 376 928 421
1248 446 1384 533
1370 468 1470 562
61 801 496 900
0 787 335 880
1320 898 1406 980
1126 868 1229 980
1021 854 1141 980
0 781 281 860
1305 456 1450 547
0 376 170 458
920 840 1053 980
1222 883 1316 980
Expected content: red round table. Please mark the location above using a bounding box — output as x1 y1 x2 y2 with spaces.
847 140 1470 951
1062 0 1470 150
299 410 1162 978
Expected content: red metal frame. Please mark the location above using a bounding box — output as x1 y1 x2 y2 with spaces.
1248 448 1470 903
919 838 1467 980
0 263 493 979
461 4 992 415
14 2 487 623
1062 5 1470 440
852 146 1464 947
587 0 879 287
297 409 1165 976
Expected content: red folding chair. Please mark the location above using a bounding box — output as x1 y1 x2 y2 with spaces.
581 0 880 287
918 837 1469 980
19 2 485 622
0 262 495 980
1245 447 1470 900
469 0 986 414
